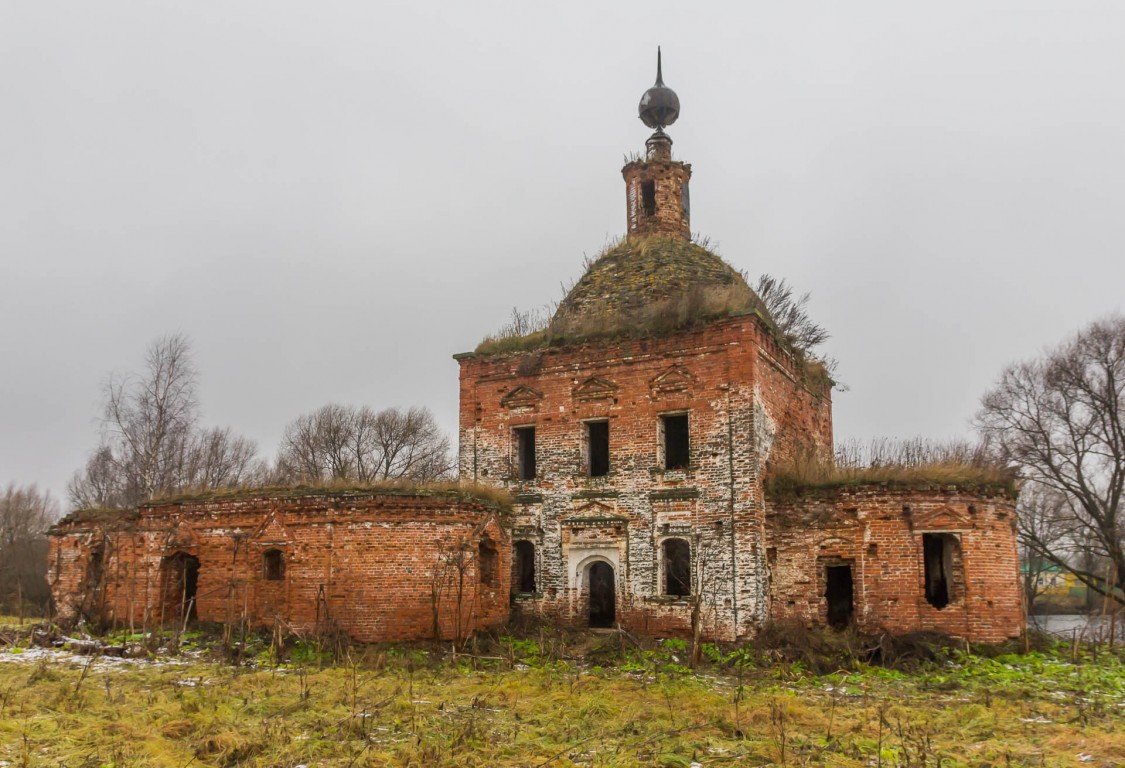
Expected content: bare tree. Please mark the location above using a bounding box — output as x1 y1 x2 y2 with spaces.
184 427 268 490
978 315 1125 609
0 484 59 615
276 404 453 484
69 334 262 508
755 274 830 355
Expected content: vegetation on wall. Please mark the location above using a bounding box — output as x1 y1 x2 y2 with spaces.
59 480 514 525
766 438 1017 498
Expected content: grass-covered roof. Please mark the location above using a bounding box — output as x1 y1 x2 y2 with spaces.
54 481 513 527
473 235 772 356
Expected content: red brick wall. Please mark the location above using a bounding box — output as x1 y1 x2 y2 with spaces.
48 492 511 643
457 315 832 640
767 486 1022 643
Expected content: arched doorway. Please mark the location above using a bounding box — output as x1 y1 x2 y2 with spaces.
588 561 616 628
161 552 200 623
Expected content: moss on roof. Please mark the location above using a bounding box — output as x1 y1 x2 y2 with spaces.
473 235 773 356
765 464 1018 501
54 481 513 528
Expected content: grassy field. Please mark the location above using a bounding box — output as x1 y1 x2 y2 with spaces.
1 619 1123 767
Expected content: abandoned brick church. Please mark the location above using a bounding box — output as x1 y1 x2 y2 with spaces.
49 57 1022 644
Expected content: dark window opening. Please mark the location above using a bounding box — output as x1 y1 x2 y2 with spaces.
662 414 689 470
681 180 690 218
514 427 536 480
479 539 498 587
588 561 616 627
514 540 536 593
825 564 854 629
263 549 285 581
663 538 692 597
587 421 609 477
161 552 200 623
641 180 657 217
86 547 104 587
923 533 955 609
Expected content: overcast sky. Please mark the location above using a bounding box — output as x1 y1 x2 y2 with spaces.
3 1 1125 507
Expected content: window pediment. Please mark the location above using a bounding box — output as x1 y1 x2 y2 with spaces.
651 365 694 396
573 377 618 402
913 506 972 532
251 510 291 545
501 385 544 409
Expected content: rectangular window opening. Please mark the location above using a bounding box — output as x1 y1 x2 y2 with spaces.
663 538 692 597
923 533 955 609
661 413 689 470
587 420 609 477
641 180 657 217
514 427 536 480
515 541 536 593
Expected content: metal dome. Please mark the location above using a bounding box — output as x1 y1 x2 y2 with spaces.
638 48 680 131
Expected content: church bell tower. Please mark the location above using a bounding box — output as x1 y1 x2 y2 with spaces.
623 48 692 240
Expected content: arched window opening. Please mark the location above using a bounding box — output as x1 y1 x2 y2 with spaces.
663 538 691 597
514 541 536 593
479 539 498 587
263 549 285 581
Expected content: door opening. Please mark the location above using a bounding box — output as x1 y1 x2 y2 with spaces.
162 552 200 623
825 564 854 629
588 562 616 628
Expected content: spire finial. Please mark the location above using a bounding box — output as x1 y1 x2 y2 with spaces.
638 47 680 133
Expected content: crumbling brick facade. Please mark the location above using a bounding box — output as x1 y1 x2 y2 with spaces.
48 491 510 643
458 313 834 641
767 486 1020 643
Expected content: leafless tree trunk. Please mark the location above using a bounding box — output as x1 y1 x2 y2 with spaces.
689 534 721 668
978 314 1125 609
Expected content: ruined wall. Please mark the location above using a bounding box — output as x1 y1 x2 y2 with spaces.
766 486 1021 643
755 346 834 470
458 314 831 641
48 491 510 643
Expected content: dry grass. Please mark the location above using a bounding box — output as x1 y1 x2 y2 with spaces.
0 630 1122 767
767 438 1018 498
